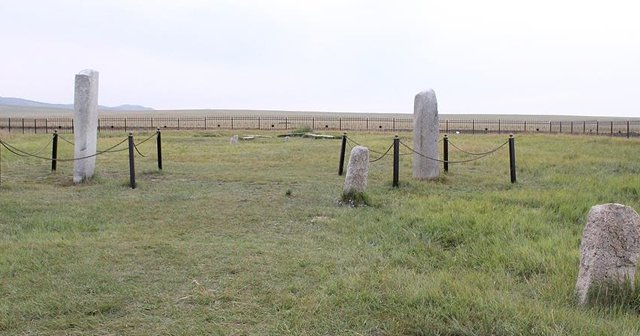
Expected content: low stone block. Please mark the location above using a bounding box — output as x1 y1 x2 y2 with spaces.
576 203 640 305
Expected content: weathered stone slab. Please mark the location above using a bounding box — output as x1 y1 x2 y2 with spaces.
576 203 640 305
73 69 99 183
230 135 239 145
343 146 369 195
412 89 439 180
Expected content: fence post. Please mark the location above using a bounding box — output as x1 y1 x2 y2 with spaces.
128 132 136 189
231 117 234 129
258 117 260 130
45 119 48 134
8 117 10 133
498 119 501 134
72 119 74 134
51 130 58 171
524 121 527 133
124 118 127 132
596 121 599 135
627 121 630 138
339 118 342 131
156 128 163 170
509 134 516 183
366 117 369 131
312 117 315 130
443 134 449 172
610 121 613 136
472 120 475 134
583 121 586 134
34 120 37 134
338 133 347 176
393 135 399 187
204 117 207 130
393 118 396 131
559 122 562 134
22 118 25 134
571 121 573 134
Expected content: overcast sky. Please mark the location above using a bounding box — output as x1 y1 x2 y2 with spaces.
1 0 639 116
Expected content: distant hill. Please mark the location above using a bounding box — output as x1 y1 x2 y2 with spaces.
0 96 153 111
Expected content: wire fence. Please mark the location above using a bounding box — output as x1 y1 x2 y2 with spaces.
1 116 639 137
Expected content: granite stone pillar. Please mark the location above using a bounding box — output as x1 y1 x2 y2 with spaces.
413 89 439 180
73 69 99 183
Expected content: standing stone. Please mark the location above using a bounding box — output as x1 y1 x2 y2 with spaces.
576 203 640 305
413 89 439 180
73 69 99 183
343 146 369 197
230 135 239 145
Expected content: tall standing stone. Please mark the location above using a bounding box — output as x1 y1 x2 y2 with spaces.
73 69 99 183
576 203 640 305
413 89 439 180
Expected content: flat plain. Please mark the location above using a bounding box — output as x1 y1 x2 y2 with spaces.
1 130 640 335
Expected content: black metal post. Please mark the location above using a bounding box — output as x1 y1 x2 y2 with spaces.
393 135 399 188
51 130 58 171
610 121 613 136
156 128 163 170
509 134 516 183
338 133 347 176
627 121 630 138
443 134 449 172
128 132 136 189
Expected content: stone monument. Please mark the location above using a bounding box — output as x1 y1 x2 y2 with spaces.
576 203 640 305
73 69 99 183
413 89 439 180
342 146 369 205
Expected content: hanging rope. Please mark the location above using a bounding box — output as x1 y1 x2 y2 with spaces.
448 140 507 156
0 137 129 162
369 143 394 163
346 136 390 155
399 140 508 164
57 134 75 145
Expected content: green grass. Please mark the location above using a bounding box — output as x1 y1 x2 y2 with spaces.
1 131 640 335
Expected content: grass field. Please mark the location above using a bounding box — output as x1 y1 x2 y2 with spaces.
1 130 640 335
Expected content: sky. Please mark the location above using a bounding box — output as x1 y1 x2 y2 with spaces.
1 0 639 116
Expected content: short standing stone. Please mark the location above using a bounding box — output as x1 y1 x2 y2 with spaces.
576 203 640 305
343 146 369 195
73 69 99 183
230 135 239 145
413 89 439 180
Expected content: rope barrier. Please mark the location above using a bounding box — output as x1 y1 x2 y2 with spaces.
0 137 129 162
133 143 146 157
369 143 394 163
399 140 508 164
346 137 387 155
448 140 506 156
58 134 75 145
